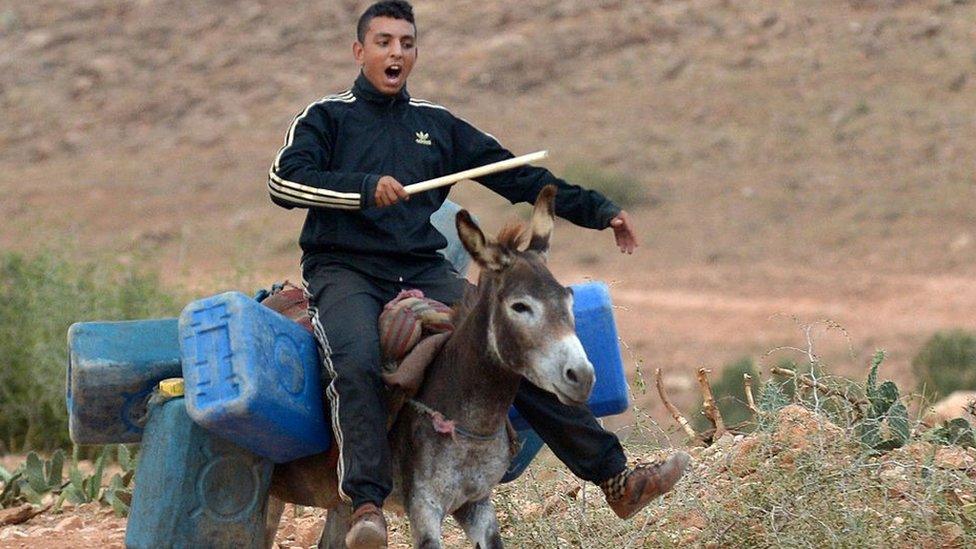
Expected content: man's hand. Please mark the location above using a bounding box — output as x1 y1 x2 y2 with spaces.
610 210 638 254
375 175 409 207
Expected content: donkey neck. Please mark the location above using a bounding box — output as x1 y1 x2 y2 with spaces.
416 296 521 433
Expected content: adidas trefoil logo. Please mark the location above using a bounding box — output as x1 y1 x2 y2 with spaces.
415 131 432 146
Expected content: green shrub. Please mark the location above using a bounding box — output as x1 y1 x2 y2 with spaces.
562 162 648 209
912 330 976 399
0 251 181 453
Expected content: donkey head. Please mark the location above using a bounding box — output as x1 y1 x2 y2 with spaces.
455 185 595 406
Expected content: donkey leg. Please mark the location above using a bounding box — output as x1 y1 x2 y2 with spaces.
263 495 286 549
317 503 353 549
451 498 503 549
408 497 446 549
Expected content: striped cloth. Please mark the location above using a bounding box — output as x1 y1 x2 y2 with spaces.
379 289 454 363
261 283 453 365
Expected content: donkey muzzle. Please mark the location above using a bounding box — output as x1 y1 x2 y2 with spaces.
526 334 595 406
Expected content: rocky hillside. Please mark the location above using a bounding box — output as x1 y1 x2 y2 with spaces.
2 0 975 419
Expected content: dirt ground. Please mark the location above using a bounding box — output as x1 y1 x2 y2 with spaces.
1 0 975 546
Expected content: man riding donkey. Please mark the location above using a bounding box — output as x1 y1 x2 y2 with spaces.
268 2 689 547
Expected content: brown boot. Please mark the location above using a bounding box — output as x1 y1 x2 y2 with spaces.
601 451 690 520
345 503 388 549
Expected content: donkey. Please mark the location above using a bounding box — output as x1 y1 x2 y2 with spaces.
267 185 597 548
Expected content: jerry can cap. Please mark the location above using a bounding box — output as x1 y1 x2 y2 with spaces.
158 377 185 397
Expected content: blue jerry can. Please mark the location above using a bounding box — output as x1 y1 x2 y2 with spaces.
126 395 273 549
179 292 330 463
66 319 181 444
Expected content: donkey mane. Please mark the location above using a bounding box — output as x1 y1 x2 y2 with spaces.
496 221 528 251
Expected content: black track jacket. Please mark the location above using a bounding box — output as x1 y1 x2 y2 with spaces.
269 74 622 281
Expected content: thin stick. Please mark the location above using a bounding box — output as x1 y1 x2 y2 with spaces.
770 367 866 414
697 368 726 438
404 150 549 195
743 373 758 414
655 368 700 442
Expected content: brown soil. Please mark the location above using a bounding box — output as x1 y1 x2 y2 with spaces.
2 0 975 545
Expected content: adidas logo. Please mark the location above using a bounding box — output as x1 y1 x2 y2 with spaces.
415 131 432 146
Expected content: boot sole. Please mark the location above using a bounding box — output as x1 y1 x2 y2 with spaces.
345 522 387 549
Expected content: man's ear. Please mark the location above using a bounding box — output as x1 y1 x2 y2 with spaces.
456 210 509 271
353 41 364 66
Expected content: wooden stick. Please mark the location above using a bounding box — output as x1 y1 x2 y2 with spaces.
697 368 726 438
743 373 758 414
404 150 549 195
655 368 700 442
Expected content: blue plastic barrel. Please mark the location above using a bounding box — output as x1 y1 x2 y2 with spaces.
179 292 330 463
500 429 545 483
508 281 630 431
66 319 181 444
126 396 273 548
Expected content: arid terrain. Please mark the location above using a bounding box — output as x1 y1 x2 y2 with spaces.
1 0 975 546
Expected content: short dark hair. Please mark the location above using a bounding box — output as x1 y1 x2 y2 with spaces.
357 1 416 43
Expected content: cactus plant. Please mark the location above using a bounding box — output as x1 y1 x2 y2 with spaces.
930 417 976 448
858 351 910 453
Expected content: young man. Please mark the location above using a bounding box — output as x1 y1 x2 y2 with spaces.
268 2 688 546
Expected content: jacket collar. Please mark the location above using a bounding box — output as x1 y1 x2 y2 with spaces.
353 72 410 104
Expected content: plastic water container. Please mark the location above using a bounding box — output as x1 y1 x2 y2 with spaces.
508 281 630 431
500 429 545 483
430 199 473 274
66 319 181 444
179 292 330 463
126 395 273 549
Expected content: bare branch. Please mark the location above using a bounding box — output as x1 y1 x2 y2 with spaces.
771 366 866 416
697 367 726 438
743 373 758 415
655 368 701 443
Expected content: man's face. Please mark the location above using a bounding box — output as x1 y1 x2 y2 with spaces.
353 16 417 96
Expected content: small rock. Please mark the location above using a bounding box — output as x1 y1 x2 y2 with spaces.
24 30 52 49
54 515 84 531
728 435 766 477
923 390 976 426
934 446 975 470
938 521 965 547
661 57 689 81
948 72 967 92
759 12 779 28
912 17 942 39
772 405 844 451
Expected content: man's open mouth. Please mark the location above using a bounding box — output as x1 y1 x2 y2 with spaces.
385 65 403 81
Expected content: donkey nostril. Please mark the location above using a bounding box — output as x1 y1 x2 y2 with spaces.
566 368 578 384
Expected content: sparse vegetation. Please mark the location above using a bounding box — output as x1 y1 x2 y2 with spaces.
400 348 976 547
1 445 137 516
562 162 649 209
0 251 181 453
912 330 976 400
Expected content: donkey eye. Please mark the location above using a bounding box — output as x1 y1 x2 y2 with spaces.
511 302 532 314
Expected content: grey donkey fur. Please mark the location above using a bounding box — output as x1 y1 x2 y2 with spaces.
266 185 596 548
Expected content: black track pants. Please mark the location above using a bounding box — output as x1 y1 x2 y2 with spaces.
303 259 626 508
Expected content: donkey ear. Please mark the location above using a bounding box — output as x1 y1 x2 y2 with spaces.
527 184 556 256
456 210 510 271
